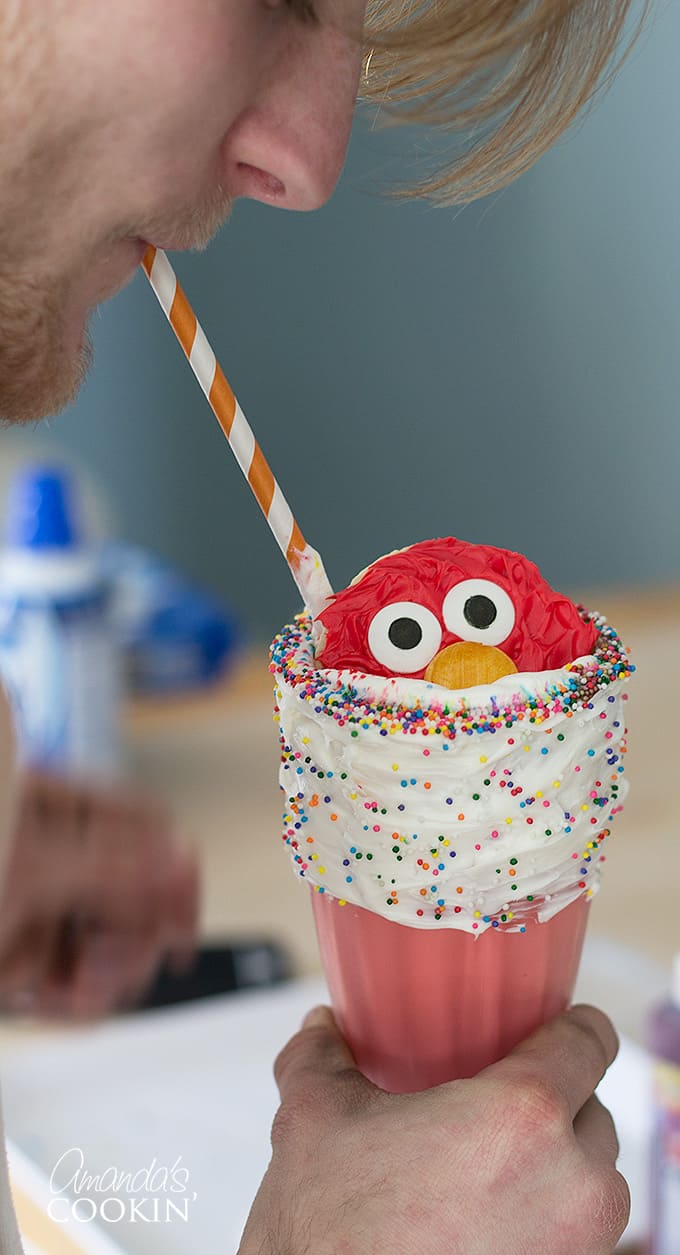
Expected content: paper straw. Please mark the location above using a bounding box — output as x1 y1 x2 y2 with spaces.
141 246 333 617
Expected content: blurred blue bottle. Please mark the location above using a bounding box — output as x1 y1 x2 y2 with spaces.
0 465 121 779
647 953 680 1254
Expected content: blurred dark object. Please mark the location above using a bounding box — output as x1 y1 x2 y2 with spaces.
138 942 292 1010
102 544 242 695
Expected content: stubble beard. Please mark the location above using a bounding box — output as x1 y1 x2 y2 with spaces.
0 4 82 424
0 262 91 426
1 0 234 426
0 184 232 427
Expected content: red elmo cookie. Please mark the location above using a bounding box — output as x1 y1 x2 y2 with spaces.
316 538 598 688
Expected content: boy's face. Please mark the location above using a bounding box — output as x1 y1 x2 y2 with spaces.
0 0 365 423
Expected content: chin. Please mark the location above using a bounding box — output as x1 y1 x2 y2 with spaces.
0 329 92 425
0 263 93 424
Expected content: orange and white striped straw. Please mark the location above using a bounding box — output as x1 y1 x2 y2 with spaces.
141 245 333 617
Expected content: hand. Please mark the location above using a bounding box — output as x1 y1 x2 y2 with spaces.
0 771 199 1018
239 1004 630 1255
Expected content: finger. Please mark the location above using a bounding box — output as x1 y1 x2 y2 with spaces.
162 845 201 968
573 1095 620 1164
21 772 154 827
573 1101 631 1248
8 775 111 916
96 930 165 1011
0 920 58 998
39 924 166 1019
274 1006 364 1104
486 1004 619 1121
18 777 188 936
44 842 192 1016
34 930 125 1019
0 916 93 1016
18 769 71 818
78 801 177 930
95 846 199 995
0 989 37 1015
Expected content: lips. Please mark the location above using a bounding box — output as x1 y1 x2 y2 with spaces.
140 236 187 253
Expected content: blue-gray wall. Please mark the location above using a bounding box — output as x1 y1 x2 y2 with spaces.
6 0 678 641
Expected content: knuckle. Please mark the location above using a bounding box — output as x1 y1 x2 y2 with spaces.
269 1090 322 1149
592 1095 620 1159
269 1100 296 1149
583 1167 631 1245
273 1023 338 1090
273 1028 308 1088
512 1075 568 1140
565 1008 614 1078
273 1033 331 1101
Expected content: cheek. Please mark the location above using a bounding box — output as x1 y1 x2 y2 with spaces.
85 8 260 217
136 26 249 135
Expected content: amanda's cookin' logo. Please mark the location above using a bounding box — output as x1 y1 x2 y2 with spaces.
48 1148 197 1225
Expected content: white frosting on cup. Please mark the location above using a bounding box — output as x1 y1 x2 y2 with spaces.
271 613 632 933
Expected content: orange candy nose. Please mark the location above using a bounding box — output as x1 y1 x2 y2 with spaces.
424 641 517 690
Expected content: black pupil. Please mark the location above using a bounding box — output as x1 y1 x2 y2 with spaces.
464 595 497 630
388 617 422 651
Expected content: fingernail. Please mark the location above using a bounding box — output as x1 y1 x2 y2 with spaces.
302 1005 332 1030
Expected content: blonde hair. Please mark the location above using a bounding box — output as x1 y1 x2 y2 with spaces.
361 0 647 203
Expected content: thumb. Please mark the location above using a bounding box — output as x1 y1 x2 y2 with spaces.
274 1005 361 1103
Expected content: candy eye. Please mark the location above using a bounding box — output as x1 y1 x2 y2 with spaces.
367 601 442 674
442 579 516 647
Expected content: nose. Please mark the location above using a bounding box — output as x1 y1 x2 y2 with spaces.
224 16 364 211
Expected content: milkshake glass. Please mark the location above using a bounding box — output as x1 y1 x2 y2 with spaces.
271 551 632 1093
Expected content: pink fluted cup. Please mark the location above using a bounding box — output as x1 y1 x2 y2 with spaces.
312 890 589 1092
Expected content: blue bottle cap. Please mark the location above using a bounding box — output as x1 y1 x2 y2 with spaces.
5 466 80 549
